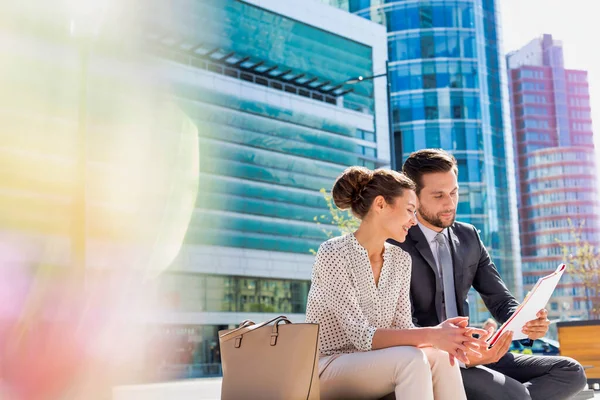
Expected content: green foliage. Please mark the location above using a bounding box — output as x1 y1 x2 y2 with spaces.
248 303 276 313
557 218 600 319
310 188 360 254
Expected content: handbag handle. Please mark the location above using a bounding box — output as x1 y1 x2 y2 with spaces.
238 320 255 328
219 315 292 345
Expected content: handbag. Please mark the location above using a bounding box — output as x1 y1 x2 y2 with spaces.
218 315 320 400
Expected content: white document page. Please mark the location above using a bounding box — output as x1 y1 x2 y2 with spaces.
488 264 566 346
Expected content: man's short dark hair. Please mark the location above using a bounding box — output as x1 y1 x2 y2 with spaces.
402 149 458 195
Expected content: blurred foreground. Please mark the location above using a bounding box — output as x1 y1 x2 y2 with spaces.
1 0 200 398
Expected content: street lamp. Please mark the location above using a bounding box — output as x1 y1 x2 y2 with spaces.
343 60 398 170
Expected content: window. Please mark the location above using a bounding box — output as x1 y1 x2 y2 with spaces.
159 273 311 313
521 119 550 129
571 110 591 119
523 94 548 104
520 82 546 91
421 33 435 58
523 106 549 115
569 97 590 107
520 69 545 79
572 122 592 131
568 73 587 83
568 85 588 95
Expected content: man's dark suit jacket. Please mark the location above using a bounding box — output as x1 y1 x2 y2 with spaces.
388 221 520 328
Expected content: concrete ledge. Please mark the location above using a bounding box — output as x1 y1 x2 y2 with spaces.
113 378 221 400
113 378 600 400
575 388 595 400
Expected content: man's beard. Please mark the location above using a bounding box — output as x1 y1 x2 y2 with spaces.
419 207 456 229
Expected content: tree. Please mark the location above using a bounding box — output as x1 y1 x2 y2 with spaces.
558 218 600 319
310 188 360 254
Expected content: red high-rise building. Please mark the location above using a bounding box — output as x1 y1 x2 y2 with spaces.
508 34 600 321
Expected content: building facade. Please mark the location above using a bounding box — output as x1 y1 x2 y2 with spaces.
146 0 392 379
508 34 600 323
325 0 523 316
143 0 390 378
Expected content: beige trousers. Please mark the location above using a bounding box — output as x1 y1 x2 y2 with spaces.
319 346 467 400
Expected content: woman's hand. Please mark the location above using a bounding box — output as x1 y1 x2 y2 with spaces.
429 317 488 365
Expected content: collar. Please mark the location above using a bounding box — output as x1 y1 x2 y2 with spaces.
417 220 449 244
350 232 390 255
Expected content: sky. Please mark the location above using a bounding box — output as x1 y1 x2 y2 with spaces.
499 0 600 184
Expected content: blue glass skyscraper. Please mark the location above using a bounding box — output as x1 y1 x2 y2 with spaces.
325 0 523 310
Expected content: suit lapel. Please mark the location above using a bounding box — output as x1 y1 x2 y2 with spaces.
409 227 438 278
409 226 443 322
448 225 465 314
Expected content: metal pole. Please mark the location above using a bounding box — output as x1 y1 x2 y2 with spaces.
385 60 398 171
341 64 397 169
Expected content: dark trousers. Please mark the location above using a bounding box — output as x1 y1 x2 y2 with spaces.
461 352 587 400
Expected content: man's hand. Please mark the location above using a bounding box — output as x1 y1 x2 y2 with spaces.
522 309 550 340
464 327 513 367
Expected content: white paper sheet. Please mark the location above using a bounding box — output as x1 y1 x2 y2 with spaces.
488 264 566 346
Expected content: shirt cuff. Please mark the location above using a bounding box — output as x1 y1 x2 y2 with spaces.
364 326 378 351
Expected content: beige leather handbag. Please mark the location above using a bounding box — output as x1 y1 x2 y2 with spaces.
218 315 320 400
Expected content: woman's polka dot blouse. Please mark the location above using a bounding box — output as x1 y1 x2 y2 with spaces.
305 233 414 356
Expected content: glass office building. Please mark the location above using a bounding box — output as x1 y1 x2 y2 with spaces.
508 35 600 323
326 0 523 312
149 0 388 377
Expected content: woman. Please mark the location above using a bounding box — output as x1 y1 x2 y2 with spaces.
306 167 487 400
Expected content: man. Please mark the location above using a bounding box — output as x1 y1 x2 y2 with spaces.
389 149 586 400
